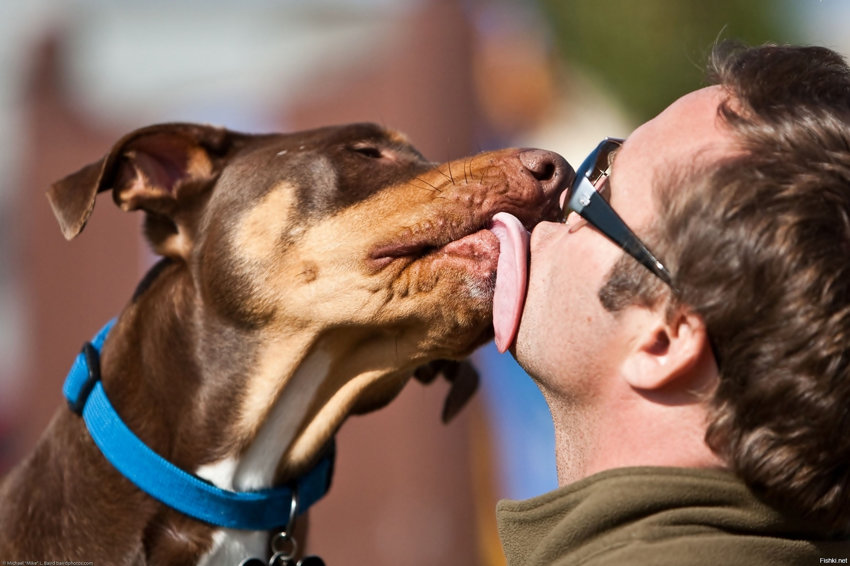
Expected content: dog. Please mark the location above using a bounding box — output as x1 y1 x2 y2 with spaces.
0 122 567 564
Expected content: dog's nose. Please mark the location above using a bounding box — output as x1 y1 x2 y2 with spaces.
519 149 573 195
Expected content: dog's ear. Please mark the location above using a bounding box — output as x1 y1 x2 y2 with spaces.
47 123 244 245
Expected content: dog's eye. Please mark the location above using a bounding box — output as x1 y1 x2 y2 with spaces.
351 145 384 159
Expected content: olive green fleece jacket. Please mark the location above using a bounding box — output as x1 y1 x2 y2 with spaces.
497 467 849 565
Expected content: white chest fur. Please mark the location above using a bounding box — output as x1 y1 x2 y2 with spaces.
196 349 331 565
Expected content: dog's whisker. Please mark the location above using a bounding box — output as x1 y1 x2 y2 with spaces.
416 176 441 192
480 165 489 184
440 163 457 187
436 166 453 185
406 177 441 194
404 180 433 193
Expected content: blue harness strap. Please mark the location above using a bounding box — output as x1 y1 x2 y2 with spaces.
63 319 334 531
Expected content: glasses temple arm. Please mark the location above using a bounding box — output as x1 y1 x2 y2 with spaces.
579 191 673 286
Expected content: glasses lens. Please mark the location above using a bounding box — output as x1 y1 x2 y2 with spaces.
563 139 623 221
590 143 619 186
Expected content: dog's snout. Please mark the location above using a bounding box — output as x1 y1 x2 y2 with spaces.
519 149 572 194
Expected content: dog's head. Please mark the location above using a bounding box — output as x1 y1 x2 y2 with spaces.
50 122 565 351
48 122 567 469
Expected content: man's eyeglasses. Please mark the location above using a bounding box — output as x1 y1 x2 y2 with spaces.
563 137 673 287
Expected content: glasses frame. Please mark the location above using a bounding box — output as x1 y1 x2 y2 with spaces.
565 137 673 287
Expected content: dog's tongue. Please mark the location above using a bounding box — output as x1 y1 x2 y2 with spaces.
490 212 530 353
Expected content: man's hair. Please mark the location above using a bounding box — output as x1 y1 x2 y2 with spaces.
600 42 850 535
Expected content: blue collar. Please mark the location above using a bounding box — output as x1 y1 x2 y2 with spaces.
62 319 334 532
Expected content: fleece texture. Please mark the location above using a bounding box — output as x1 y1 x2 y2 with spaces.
497 467 849 565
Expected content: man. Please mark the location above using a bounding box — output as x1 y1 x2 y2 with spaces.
495 42 850 564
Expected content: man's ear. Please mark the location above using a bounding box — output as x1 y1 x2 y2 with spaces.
46 123 247 257
620 305 713 392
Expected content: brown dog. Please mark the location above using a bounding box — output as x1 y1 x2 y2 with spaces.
0 122 567 564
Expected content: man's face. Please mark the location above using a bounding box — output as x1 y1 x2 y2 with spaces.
513 86 733 399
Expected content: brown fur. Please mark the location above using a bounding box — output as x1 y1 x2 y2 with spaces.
0 122 567 563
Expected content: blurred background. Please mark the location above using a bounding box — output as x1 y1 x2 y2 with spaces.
0 0 845 564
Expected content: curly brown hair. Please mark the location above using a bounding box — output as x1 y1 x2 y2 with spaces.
600 42 850 535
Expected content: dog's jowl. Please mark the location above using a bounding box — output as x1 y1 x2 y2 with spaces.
0 122 568 564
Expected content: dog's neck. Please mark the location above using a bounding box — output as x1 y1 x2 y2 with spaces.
193 339 333 492
109 256 417 497
104 259 336 490
88 258 417 562
15 259 337 561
